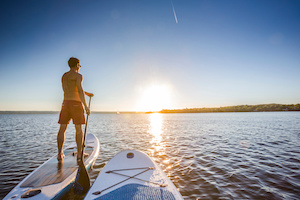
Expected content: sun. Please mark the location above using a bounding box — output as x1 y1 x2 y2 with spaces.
136 84 172 112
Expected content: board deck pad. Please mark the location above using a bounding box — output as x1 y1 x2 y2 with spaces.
20 147 93 188
94 184 176 200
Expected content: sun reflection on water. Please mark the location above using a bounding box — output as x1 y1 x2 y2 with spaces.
149 113 162 143
147 113 165 155
147 113 175 172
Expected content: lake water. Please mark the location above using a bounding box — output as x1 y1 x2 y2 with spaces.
0 112 299 199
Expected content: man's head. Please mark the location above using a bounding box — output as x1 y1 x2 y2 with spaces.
68 57 80 68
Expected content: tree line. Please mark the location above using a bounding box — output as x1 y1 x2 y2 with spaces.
160 104 300 113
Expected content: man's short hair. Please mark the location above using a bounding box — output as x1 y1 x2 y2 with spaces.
68 57 79 68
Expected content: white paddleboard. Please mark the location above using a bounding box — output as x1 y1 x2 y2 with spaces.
4 133 100 200
84 150 183 200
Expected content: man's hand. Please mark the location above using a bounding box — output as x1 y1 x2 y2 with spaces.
84 92 94 97
85 107 91 115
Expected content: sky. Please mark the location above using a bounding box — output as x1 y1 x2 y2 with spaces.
0 0 299 112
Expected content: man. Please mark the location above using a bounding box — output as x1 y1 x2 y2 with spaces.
57 57 93 161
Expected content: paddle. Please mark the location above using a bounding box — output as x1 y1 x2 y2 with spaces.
74 96 92 195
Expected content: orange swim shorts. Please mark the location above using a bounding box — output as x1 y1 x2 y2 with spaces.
58 100 85 124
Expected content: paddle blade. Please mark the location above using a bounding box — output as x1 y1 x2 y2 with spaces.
74 159 90 194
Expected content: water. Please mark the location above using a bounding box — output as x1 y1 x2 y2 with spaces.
1 112 300 199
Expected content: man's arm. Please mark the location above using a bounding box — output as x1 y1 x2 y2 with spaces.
76 74 90 115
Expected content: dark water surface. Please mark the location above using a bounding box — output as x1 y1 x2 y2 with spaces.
0 112 300 199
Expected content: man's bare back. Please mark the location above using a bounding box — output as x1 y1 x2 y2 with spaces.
62 71 82 102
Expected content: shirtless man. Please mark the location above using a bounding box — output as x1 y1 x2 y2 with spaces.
57 57 93 161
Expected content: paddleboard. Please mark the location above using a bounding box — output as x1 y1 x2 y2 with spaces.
84 150 183 200
3 133 100 200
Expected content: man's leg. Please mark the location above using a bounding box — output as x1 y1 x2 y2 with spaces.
57 124 68 160
75 124 83 160
75 124 89 161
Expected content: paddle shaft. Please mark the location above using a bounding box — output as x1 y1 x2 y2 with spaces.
81 96 91 159
74 96 92 194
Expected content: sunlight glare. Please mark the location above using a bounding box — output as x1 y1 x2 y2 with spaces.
137 84 171 112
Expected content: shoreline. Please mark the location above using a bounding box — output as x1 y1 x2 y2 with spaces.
160 103 300 113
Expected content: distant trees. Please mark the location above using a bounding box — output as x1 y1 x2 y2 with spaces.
160 104 300 113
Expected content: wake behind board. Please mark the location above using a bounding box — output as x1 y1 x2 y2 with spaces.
4 134 100 200
84 150 183 200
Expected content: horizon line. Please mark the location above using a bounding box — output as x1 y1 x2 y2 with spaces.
1 103 299 114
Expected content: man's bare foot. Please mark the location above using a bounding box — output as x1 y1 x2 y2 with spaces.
57 153 65 161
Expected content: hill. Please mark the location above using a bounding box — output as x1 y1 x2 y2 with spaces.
160 104 300 113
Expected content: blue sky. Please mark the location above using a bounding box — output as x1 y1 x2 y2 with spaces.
0 0 299 111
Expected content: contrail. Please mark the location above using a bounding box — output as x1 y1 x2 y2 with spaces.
171 0 178 24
